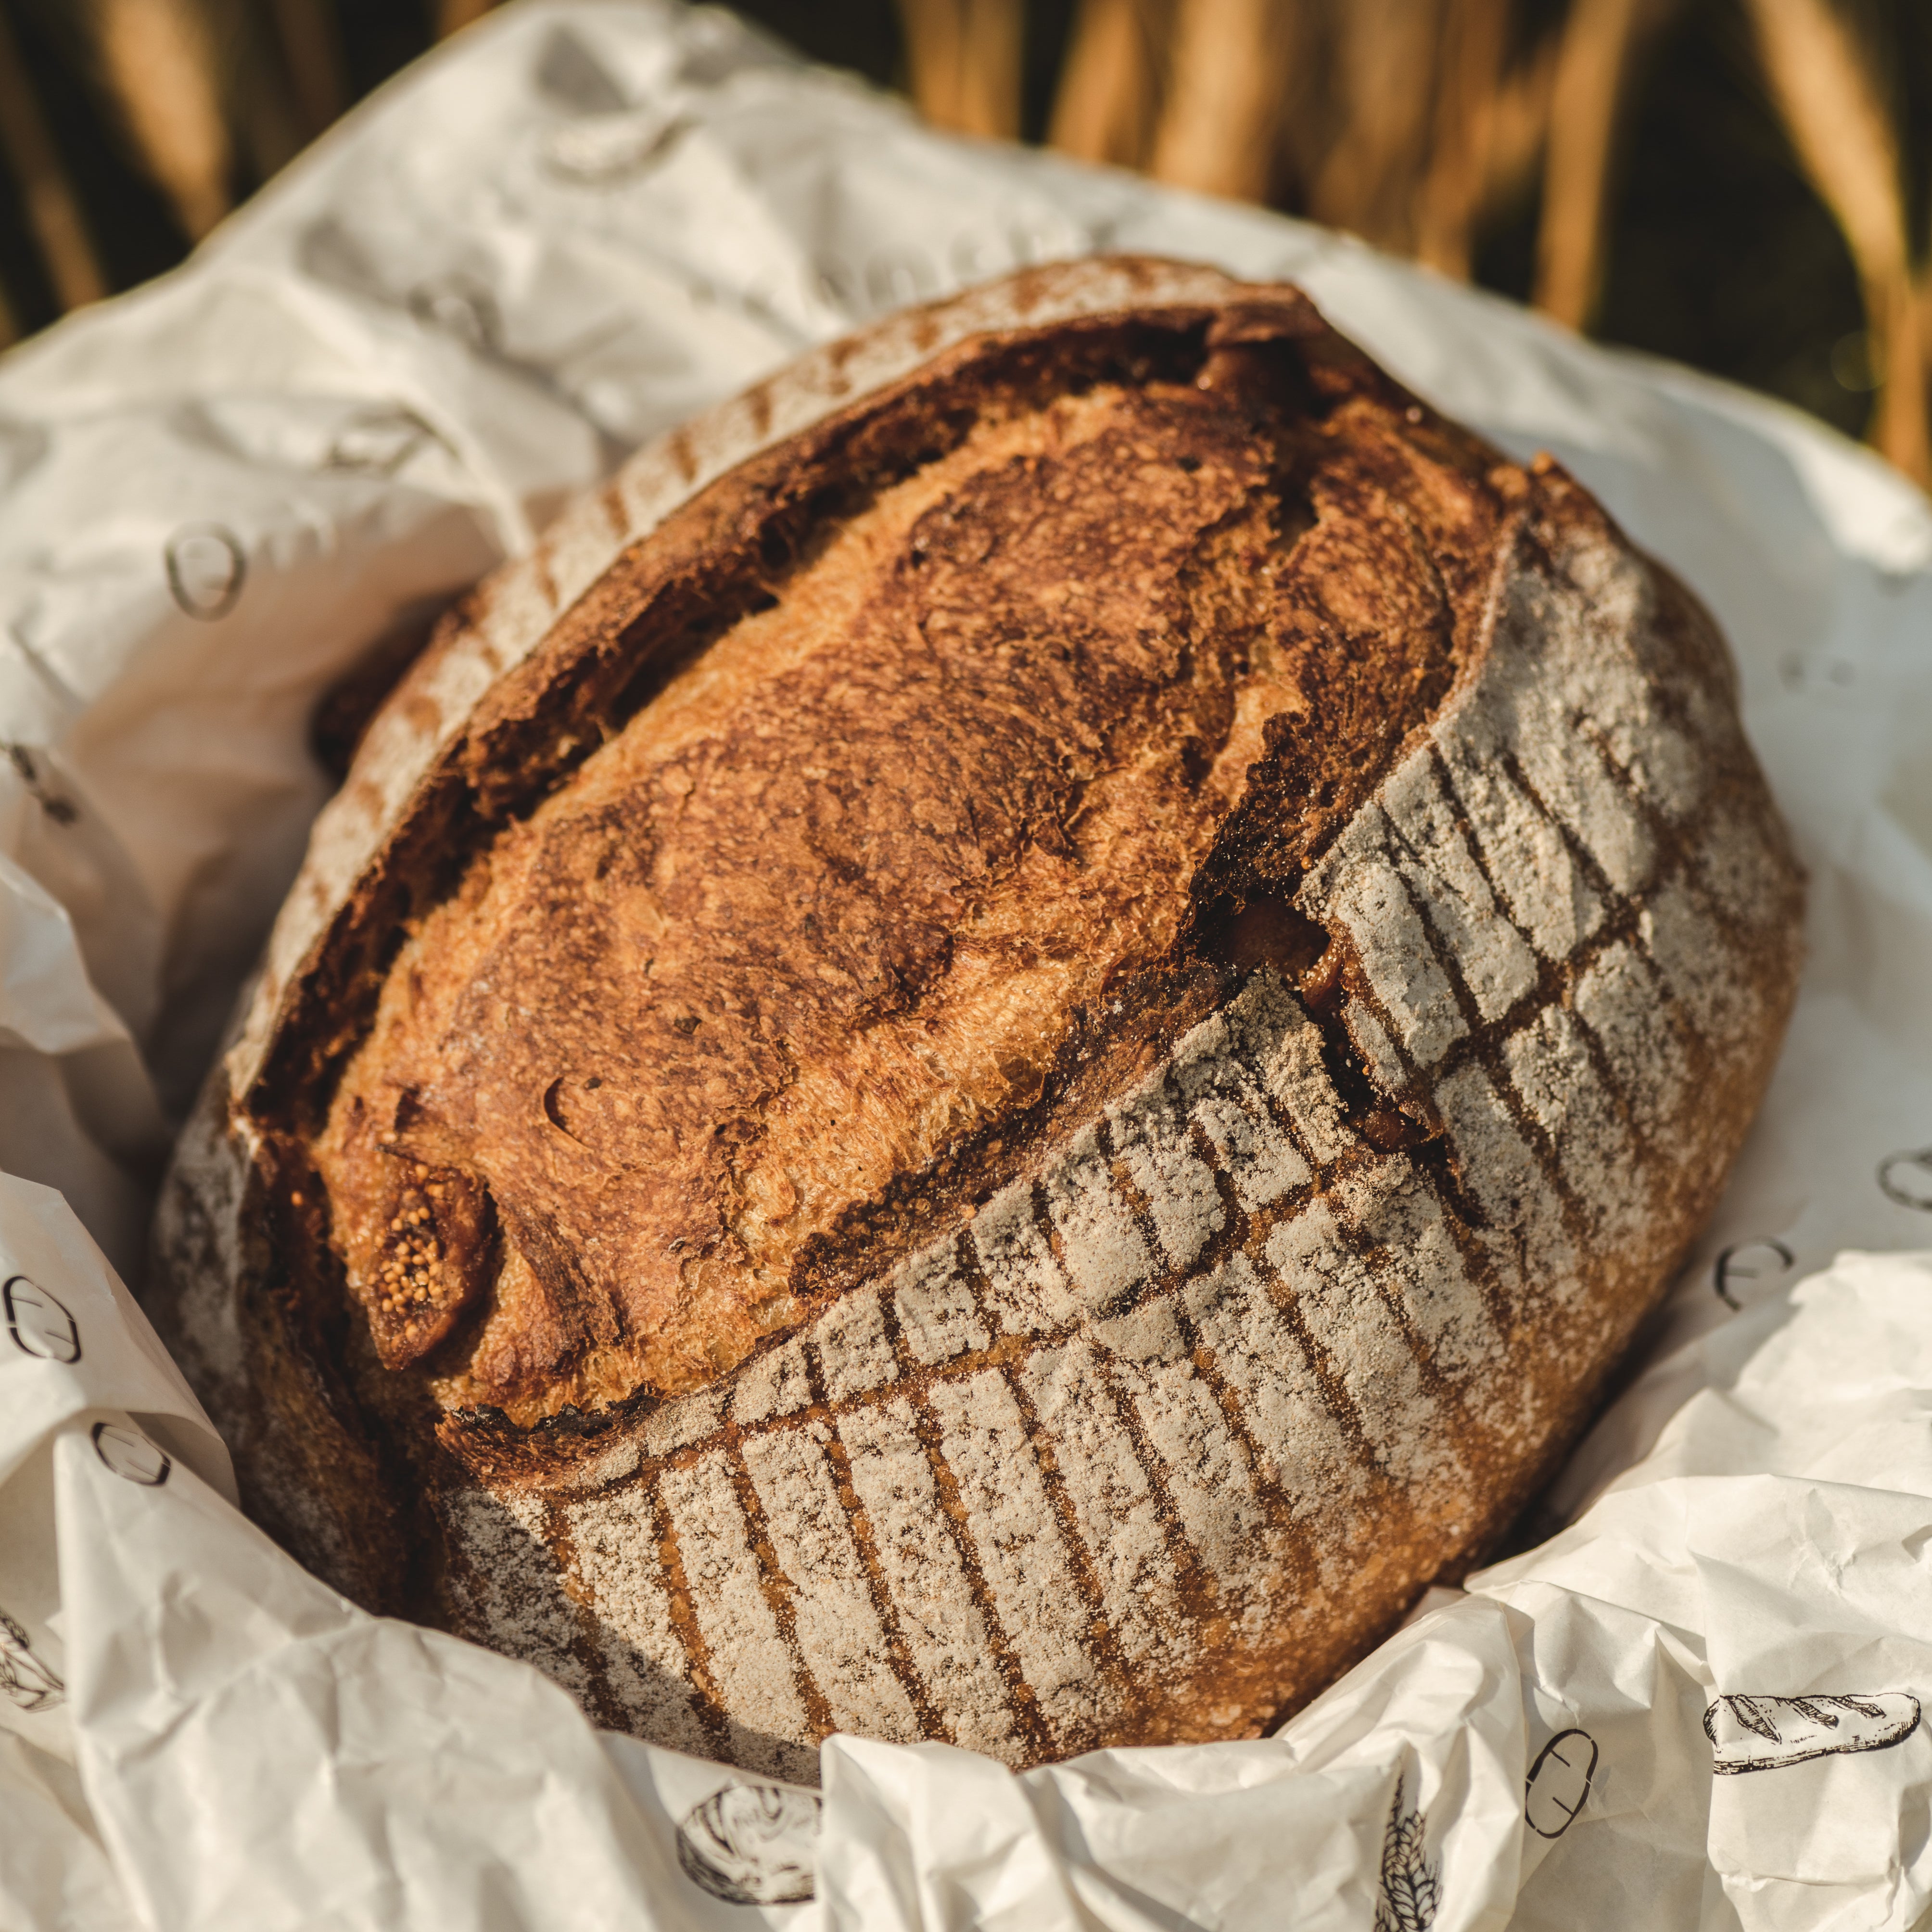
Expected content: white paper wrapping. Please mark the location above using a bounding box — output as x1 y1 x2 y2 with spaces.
2 3 1931 1925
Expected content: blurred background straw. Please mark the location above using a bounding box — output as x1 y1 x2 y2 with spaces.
92 0 233 241
1744 0 1927 479
0 0 1928 485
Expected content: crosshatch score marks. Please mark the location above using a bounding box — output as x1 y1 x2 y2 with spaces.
456 482 1797 1762
477 480 1799 1763
155 263 1802 1779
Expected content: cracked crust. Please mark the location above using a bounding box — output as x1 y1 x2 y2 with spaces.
150 258 1803 1775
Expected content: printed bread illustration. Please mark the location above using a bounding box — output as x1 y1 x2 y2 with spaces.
1704 1694 1921 1773
151 257 1804 1779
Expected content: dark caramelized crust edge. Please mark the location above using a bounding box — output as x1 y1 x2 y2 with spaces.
235 276 1524 1466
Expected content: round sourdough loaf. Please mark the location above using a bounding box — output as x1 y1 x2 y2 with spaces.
152 257 1803 1779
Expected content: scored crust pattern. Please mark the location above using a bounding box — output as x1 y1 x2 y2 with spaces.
426 497 1795 1779
151 259 1802 1780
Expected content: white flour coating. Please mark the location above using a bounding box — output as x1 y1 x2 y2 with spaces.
1435 1059 1581 1297
1503 1004 1647 1244
655 1451 813 1780
1317 842 1469 1068
637 1386 725 1460
387 495 1799 1766
1106 1073 1225 1270
1252 987 1353 1163
1041 1125 1154 1311
162 267 1800 1771
810 1287 896 1402
1341 995 1411 1096
1574 941 1690 1140
834 1396 1017 1757
1381 761 1539 1022
1333 1159 1500 1382
926 1370 1103 1747
736 1423 921 1741
1642 871 1763 1053
1265 1203 1454 1490
440 1489 597 1710
890 1244 990 1367
561 1487 710 1757
1018 1338 1179 1666
1168 1011 1311 1211
1181 1255 1364 1525
1475 574 1655 895
1695 791 1789 931
971 1177 1081 1337
1094 1298 1270 1591
724 1336 811 1426
1436 732 1603 961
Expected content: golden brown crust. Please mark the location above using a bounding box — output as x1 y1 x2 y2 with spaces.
149 258 1805 1768
308 309 1519 1428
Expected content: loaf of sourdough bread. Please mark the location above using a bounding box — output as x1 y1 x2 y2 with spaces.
152 257 1802 1780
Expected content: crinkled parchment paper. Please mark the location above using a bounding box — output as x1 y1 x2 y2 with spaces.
2 4 1931 1927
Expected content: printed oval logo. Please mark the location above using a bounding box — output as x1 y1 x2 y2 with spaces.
325 407 441 477
1878 1150 1932 1212
4 1276 79 1363
91 1421 170 1487
677 1782 822 1906
1525 1728 1598 1839
164 524 246 621
1713 1237 1793 1310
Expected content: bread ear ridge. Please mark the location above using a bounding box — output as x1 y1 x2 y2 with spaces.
151 261 1804 1774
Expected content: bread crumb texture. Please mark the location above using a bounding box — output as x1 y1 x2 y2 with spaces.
154 265 1802 1772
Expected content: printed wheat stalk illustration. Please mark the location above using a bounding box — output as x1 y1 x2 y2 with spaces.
1375 1775 1440 1932
1744 0 1929 486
